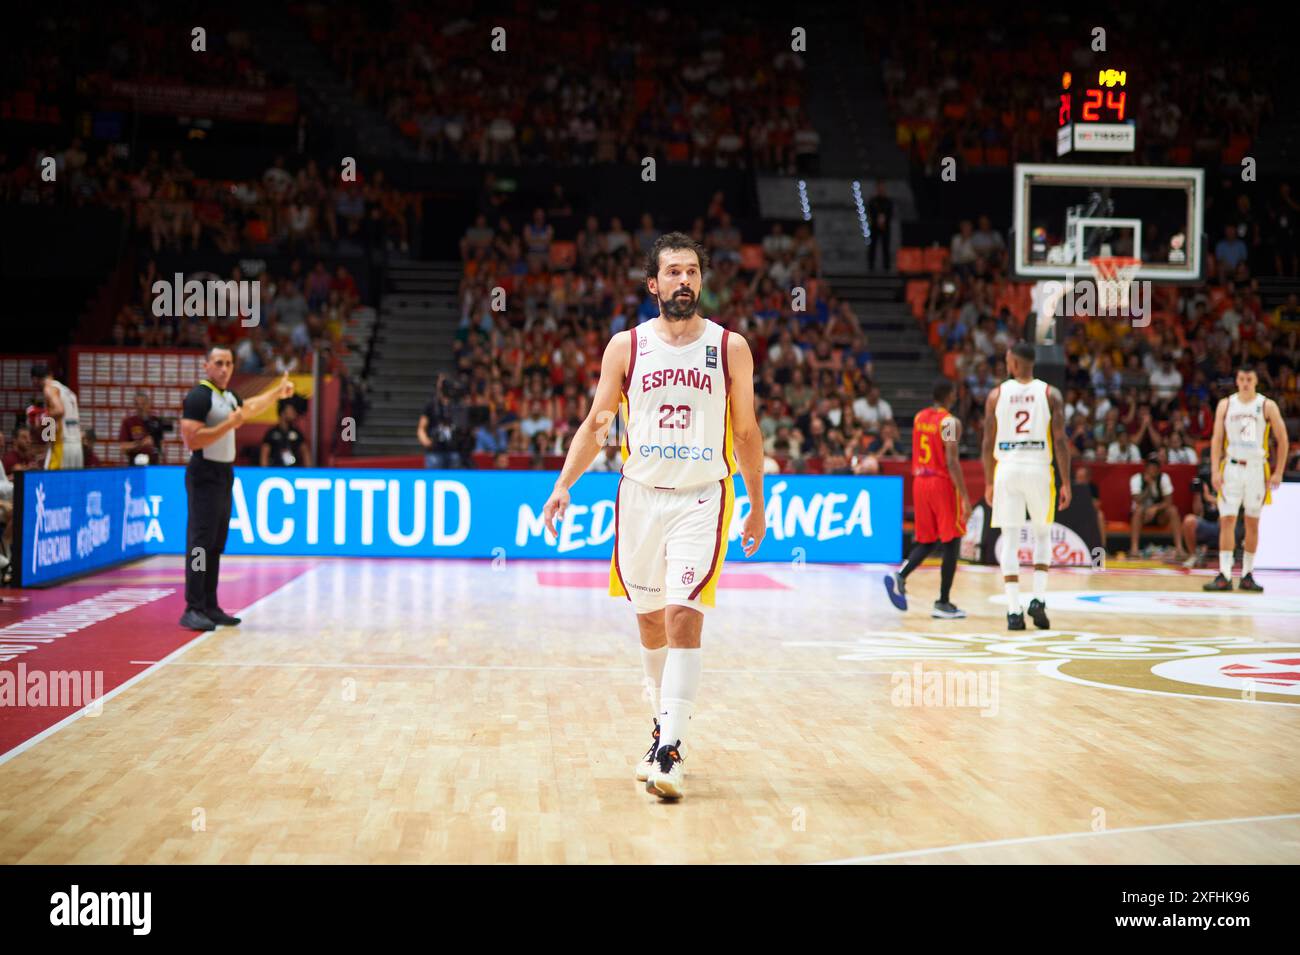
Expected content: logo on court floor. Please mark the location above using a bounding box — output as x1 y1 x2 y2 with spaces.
785 630 1300 705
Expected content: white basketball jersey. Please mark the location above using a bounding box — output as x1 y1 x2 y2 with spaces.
1224 393 1268 464
994 377 1052 465
53 380 82 446
619 319 735 489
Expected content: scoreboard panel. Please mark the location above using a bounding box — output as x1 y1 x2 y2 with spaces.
1057 69 1136 155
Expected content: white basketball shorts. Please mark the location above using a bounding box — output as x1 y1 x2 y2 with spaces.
991 461 1055 528
608 474 736 613
1219 459 1268 518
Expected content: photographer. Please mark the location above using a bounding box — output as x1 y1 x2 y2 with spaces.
1181 465 1246 568
1130 454 1184 559
418 374 469 469
119 389 169 464
260 397 312 467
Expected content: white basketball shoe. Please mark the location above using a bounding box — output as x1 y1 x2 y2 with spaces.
645 739 685 800
635 719 660 782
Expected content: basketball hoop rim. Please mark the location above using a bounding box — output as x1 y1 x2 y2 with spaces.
1088 255 1142 280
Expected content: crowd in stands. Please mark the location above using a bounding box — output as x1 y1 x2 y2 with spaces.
877 3 1279 175
105 256 368 381
1 143 420 258
305 3 819 173
917 212 1300 477
438 188 927 475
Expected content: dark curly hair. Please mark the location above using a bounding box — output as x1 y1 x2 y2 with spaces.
645 231 709 280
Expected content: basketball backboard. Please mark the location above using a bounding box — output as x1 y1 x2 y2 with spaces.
1012 163 1205 283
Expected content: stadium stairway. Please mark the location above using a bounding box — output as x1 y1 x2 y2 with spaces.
255 27 418 161
802 12 909 180
353 261 462 457
823 271 940 445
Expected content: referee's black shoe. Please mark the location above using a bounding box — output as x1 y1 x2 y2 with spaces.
208 608 242 626
180 609 217 631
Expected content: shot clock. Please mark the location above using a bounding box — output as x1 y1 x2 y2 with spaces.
1057 69 1136 156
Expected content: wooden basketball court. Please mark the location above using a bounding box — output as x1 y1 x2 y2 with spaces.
1 555 1297 864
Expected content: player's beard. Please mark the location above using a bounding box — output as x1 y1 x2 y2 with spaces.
660 288 696 321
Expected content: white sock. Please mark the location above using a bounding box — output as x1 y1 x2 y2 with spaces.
659 647 703 752
1033 569 1047 602
1032 525 1051 566
1219 550 1233 578
1243 552 1255 576
1005 580 1021 614
640 645 668 718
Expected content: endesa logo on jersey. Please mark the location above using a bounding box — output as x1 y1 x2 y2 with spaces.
638 444 715 461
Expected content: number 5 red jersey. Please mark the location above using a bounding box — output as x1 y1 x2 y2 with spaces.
912 406 952 478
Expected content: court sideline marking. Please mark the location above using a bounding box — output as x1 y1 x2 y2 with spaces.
0 584 300 767
817 812 1300 864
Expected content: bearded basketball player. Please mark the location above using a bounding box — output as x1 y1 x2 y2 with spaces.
543 233 766 801
982 342 1071 631
1203 364 1288 592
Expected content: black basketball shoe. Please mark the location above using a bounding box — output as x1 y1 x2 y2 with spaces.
1007 611 1026 631
1027 598 1050 629
1202 574 1233 592
1238 574 1263 593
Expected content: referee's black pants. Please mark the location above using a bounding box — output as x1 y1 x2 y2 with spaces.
185 456 234 616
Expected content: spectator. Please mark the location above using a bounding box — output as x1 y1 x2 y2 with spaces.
1107 425 1142 463
856 385 894 429
519 400 554 451
970 215 1005 268
1214 224 1248 279
950 220 978 278
80 428 102 468
866 182 894 271
1148 354 1183 402
119 389 165 464
3 425 39 473
875 420 907 460
1165 430 1197 465
260 399 311 467
474 411 510 455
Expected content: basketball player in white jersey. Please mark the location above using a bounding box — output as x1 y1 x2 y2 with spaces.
31 363 84 470
543 233 766 801
1204 364 1288 592
982 343 1071 631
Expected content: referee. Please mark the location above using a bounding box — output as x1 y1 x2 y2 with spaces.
179 347 294 631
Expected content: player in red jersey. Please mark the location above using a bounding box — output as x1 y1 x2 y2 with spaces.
884 379 972 618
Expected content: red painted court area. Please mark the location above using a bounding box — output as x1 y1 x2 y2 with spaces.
0 558 318 760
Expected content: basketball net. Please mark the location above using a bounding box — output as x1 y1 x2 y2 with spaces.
1089 256 1141 313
